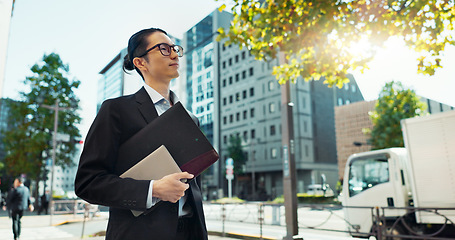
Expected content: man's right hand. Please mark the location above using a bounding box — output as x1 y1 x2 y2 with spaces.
152 172 194 203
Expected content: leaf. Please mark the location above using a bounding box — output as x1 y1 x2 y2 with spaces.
218 4 227 12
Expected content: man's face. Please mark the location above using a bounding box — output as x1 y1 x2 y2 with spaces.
13 179 20 188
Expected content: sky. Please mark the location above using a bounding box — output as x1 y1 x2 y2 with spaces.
3 0 455 139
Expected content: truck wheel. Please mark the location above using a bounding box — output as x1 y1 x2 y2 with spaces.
386 224 407 240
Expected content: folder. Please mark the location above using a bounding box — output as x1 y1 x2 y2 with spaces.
120 145 181 216
117 101 219 180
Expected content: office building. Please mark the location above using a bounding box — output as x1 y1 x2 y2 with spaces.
217 42 364 199
181 10 232 199
0 0 14 98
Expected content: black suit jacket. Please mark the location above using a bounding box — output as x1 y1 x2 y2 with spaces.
75 88 207 240
7 185 31 212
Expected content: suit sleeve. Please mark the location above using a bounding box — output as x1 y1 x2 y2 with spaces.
74 99 150 211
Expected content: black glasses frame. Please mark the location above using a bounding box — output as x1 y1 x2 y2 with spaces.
137 43 184 58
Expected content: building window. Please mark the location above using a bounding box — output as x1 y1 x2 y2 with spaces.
229 58 232 66
223 45 226 51
223 98 226 105
242 51 246 59
346 99 351 105
235 55 239 63
270 125 276 135
243 90 247 99
344 83 349 90
338 98 343 106
236 112 240 121
250 108 255 118
242 70 246 79
269 102 275 113
249 67 254 76
223 117 227 125
250 87 255 97
229 76 233 85
224 135 227 144
243 110 247 119
236 92 240 101
268 81 274 91
304 121 307 132
235 73 239 82
251 129 255 139
222 79 226 87
305 145 309 157
222 61 226 69
229 95 233 104
243 131 248 141
352 85 356 93
229 115 233 123
271 148 277 159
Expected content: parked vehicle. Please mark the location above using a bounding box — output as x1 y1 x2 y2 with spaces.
306 184 335 197
342 110 455 238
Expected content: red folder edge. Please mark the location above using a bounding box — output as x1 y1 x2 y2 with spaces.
180 149 219 176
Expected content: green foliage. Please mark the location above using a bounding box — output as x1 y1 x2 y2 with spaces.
272 194 339 204
226 135 247 175
212 197 246 203
1 53 81 179
367 81 426 149
218 0 455 87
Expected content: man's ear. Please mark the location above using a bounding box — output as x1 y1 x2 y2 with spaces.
133 57 147 72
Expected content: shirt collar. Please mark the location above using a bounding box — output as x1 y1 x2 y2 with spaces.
143 83 179 104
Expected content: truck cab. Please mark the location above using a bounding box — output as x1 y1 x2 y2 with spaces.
342 148 411 237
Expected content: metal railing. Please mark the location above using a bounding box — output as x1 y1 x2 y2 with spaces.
51 199 99 217
204 202 455 239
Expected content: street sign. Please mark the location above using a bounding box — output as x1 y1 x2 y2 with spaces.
226 158 234 197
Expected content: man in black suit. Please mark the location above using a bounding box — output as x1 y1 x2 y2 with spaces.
75 28 207 240
5 176 34 240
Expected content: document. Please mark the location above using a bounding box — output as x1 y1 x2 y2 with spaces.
120 145 181 217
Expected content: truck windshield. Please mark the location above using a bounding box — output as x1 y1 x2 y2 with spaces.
348 157 389 197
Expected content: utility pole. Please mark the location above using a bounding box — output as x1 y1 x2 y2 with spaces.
40 99 72 225
279 52 301 240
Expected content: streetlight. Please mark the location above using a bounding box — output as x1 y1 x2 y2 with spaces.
38 98 75 225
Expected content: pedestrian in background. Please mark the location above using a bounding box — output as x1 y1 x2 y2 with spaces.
5 176 34 240
38 191 49 215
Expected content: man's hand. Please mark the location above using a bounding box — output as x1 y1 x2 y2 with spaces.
29 204 34 212
152 172 194 203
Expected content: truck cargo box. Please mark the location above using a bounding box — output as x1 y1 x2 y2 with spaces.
401 110 455 223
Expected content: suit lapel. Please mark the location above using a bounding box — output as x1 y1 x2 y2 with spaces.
135 87 158 124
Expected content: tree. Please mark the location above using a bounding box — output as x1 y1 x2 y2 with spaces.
218 0 455 87
226 134 247 197
226 135 247 176
1 53 81 195
367 81 426 149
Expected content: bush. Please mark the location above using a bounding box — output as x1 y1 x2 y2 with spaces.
211 197 246 204
272 194 340 204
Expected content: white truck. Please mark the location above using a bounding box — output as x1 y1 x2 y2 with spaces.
342 110 455 238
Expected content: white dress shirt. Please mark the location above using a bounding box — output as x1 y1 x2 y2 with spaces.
142 84 189 216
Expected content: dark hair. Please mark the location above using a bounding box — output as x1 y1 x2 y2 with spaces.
123 28 168 80
16 176 25 183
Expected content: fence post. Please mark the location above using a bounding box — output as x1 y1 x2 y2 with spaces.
375 206 383 240
258 203 264 240
73 200 78 218
222 203 226 237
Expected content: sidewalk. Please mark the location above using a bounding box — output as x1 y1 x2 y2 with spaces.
0 212 241 240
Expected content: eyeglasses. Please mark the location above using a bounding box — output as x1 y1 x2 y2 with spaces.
138 43 184 58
